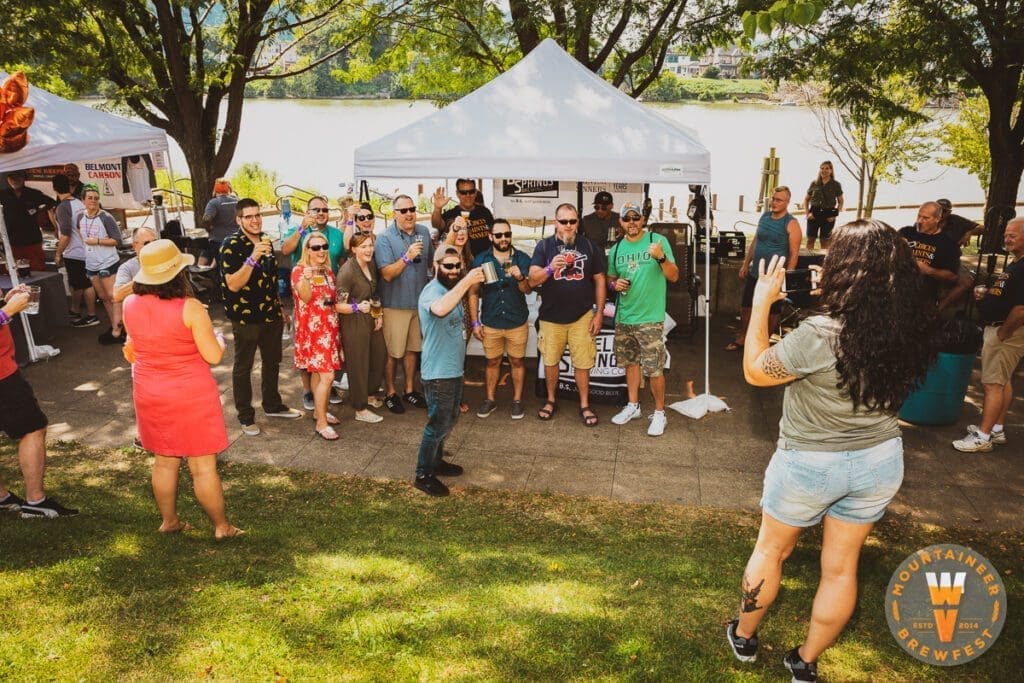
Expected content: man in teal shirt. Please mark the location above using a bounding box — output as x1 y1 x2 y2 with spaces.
281 195 346 272
607 203 679 437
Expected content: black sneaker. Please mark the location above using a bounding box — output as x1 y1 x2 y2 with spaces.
404 391 427 409
19 497 79 518
384 393 405 414
71 315 100 328
726 619 758 662
0 492 26 511
510 400 525 420
435 458 464 477
98 327 123 345
414 475 449 497
783 647 817 682
476 399 497 418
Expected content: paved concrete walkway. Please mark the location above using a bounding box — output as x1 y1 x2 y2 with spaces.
18 305 1023 531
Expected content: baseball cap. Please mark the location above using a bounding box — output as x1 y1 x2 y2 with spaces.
620 202 643 219
434 245 462 264
936 198 953 212
593 191 613 205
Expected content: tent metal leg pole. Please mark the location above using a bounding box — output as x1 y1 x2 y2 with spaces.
704 183 711 411
0 212 60 363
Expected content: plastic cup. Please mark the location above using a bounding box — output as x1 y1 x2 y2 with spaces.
26 286 41 315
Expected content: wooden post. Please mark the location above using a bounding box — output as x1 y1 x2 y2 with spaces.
738 195 744 212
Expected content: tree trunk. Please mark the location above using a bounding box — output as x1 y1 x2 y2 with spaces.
178 129 227 225
857 156 866 219
981 144 1024 253
864 176 878 217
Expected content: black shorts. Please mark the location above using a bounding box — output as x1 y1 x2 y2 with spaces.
741 275 783 314
64 257 92 291
0 371 48 440
806 207 839 241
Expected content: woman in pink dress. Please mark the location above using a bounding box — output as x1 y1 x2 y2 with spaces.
291 234 342 440
122 239 242 538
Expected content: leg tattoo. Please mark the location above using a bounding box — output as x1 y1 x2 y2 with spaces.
741 575 766 613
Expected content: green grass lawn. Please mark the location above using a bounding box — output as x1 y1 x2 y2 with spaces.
2 441 1020 681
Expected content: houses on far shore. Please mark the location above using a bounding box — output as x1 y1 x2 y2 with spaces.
664 46 760 79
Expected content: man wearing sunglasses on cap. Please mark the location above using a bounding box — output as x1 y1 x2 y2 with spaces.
413 246 485 496
376 194 434 414
529 203 607 426
431 179 494 258
282 196 345 272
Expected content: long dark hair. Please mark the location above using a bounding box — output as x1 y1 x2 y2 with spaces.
817 219 937 411
132 270 194 299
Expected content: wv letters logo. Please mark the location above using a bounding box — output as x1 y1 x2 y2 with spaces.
926 571 965 643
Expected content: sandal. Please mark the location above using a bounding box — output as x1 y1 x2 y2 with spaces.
579 406 598 427
316 425 339 441
326 412 340 425
537 401 558 420
724 341 744 352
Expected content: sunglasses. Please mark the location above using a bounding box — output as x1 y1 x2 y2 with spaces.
309 207 330 214
621 215 642 223
456 189 476 195
356 214 374 221
395 207 416 214
594 203 611 209
439 262 462 270
307 243 328 252
492 232 512 238
556 218 579 226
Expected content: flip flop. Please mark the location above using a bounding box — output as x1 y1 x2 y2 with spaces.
537 401 558 420
326 413 340 425
316 426 339 441
579 406 598 427
724 341 744 352
215 526 246 540
158 521 194 534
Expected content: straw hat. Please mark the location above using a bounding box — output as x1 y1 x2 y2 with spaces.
134 239 195 285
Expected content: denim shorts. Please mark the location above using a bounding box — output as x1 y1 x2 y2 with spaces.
86 267 115 279
760 437 903 527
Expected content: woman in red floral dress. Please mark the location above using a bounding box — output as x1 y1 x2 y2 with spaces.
291 234 341 440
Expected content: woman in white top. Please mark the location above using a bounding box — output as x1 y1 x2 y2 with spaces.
77 186 123 338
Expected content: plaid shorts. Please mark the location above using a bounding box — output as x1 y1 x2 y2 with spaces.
614 322 667 377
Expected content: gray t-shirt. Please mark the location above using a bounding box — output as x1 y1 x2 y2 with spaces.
56 197 86 260
203 195 239 242
774 315 900 452
115 256 140 288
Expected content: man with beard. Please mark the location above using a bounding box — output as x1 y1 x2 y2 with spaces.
431 179 494 257
528 203 607 426
581 191 618 246
468 219 533 419
608 203 679 437
898 201 960 306
413 246 484 496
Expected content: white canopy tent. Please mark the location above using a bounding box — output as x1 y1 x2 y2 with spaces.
354 39 722 415
0 71 169 362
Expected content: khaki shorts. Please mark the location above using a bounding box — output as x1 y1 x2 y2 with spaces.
538 311 596 369
980 324 1024 385
382 307 422 358
614 322 667 377
482 322 529 359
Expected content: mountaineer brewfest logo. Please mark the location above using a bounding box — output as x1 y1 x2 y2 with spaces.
885 544 1007 665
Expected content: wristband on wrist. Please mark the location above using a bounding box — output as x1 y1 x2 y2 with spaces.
351 303 359 314
0 310 10 326
470 320 482 328
346 220 354 226
545 265 554 277
214 330 225 343
401 255 413 265
244 256 259 269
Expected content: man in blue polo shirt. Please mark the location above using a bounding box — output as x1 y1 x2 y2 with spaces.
375 194 434 413
468 219 533 419
413 246 484 496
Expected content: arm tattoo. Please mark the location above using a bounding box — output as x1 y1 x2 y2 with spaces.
761 347 792 381
741 575 766 613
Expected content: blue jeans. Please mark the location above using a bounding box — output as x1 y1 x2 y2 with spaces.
415 377 463 477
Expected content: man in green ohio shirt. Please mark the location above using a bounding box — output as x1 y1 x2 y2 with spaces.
607 203 679 437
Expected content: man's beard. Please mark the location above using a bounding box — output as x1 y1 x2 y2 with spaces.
493 241 511 254
438 271 461 289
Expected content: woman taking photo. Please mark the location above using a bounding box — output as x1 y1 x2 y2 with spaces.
803 160 844 250
122 240 242 538
726 220 935 681
291 233 342 440
336 233 386 423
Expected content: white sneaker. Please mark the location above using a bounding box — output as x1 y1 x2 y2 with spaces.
241 423 261 436
611 403 642 425
952 431 993 453
647 411 667 437
333 373 350 391
266 407 303 419
355 410 383 423
968 424 1006 445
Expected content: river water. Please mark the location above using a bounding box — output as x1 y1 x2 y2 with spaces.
163 99 987 213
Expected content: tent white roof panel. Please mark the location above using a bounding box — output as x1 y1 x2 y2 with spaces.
354 39 710 184
0 71 167 173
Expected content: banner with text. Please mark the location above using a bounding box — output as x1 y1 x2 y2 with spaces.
492 180 644 220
